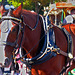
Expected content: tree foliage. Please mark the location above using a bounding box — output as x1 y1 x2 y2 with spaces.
7 0 35 10
31 0 50 6
0 0 67 14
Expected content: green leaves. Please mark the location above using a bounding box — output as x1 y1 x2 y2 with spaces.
9 1 21 7
2 0 67 14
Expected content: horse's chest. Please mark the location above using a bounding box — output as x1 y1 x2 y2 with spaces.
54 28 67 50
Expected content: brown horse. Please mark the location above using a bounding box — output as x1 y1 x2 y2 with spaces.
62 24 75 74
0 3 71 75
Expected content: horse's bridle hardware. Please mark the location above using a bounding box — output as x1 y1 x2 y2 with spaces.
68 53 73 59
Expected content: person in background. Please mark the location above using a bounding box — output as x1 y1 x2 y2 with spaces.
63 9 75 24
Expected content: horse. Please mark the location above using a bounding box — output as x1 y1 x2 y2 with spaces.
62 24 75 74
0 3 73 75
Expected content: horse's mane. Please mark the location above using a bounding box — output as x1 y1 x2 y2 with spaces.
22 9 37 15
21 9 40 29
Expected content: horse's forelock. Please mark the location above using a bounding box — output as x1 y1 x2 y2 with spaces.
0 5 7 16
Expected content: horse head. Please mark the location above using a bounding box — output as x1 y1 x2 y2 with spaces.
1 2 43 62
1 4 22 58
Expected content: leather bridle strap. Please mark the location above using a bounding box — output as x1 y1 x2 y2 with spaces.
3 41 16 47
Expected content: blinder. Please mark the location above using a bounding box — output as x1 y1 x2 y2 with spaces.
1 16 22 47
1 20 12 33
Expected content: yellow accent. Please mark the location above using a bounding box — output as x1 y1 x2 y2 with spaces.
64 11 66 19
14 57 17 64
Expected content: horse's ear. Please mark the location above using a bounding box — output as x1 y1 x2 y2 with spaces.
0 5 3 12
13 3 23 17
0 5 6 15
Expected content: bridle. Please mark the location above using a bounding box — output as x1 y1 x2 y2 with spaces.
1 12 39 47
1 13 40 59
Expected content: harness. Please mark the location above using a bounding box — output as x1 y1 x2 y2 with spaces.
59 26 73 74
1 14 75 75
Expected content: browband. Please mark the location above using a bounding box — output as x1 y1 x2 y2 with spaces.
2 16 22 23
